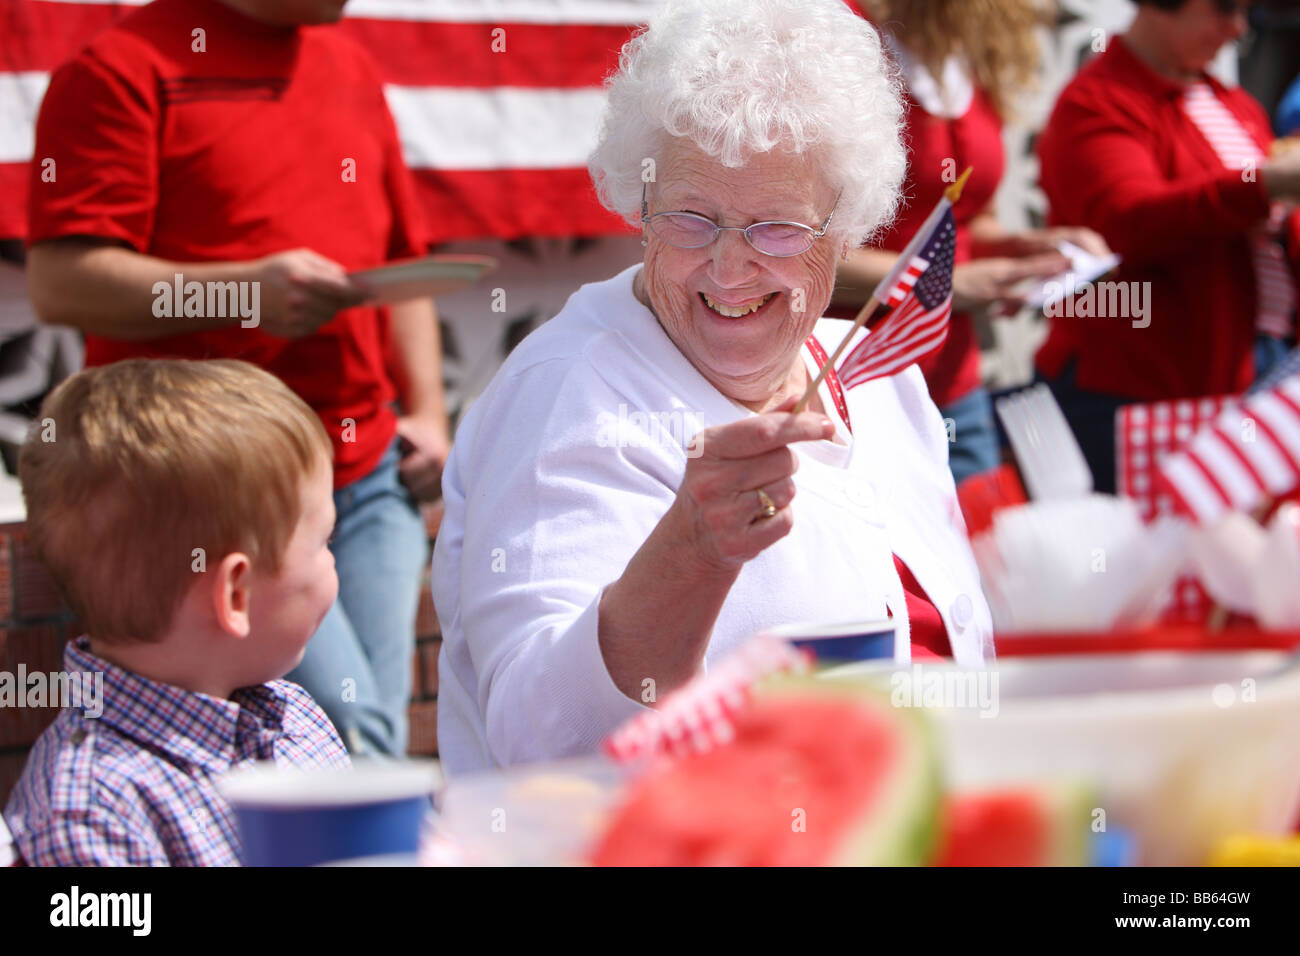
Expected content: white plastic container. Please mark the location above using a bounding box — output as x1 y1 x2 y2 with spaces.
432 756 630 866
827 650 1300 865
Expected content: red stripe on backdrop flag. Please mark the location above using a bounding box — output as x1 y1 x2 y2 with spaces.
0 0 653 241
0 0 128 72
412 168 626 242
339 19 636 89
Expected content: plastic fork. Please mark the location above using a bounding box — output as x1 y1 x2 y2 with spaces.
995 383 1093 500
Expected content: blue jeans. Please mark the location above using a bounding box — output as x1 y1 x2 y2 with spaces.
287 438 428 756
938 387 1001 487
1253 334 1294 384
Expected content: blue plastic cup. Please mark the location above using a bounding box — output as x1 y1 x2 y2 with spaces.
761 619 898 663
218 762 440 867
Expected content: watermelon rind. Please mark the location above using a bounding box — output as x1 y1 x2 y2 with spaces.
756 672 943 866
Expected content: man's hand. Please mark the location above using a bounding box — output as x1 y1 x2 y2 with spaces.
253 248 372 338
395 414 451 503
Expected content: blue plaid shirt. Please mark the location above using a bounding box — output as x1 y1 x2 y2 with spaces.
3 637 350 866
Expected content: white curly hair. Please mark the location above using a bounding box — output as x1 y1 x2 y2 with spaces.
588 0 906 248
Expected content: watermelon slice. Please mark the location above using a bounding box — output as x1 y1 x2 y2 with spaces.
932 783 1095 866
589 676 940 866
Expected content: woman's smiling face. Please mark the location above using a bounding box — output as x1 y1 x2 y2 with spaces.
638 140 840 409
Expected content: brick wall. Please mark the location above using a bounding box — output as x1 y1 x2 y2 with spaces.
0 509 444 806
0 523 82 805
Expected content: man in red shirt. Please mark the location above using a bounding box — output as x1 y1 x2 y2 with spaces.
25 0 450 756
1036 0 1300 492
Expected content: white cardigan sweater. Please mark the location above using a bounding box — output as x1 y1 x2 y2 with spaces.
433 266 993 773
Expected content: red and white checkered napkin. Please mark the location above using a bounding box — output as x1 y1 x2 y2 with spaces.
1117 395 1237 623
602 636 812 764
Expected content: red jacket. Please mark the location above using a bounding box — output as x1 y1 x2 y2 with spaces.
1035 37 1294 401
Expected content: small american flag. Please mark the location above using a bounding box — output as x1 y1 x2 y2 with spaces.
1117 395 1235 622
1154 364 1300 526
838 206 956 389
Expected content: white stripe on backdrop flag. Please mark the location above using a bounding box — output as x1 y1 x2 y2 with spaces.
0 0 665 241
1155 349 1300 526
836 204 957 389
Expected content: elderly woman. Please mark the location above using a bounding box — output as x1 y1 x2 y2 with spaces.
433 0 992 773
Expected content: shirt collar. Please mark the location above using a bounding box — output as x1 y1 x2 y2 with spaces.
884 31 974 120
64 636 292 775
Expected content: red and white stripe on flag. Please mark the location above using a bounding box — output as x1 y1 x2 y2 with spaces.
837 291 951 389
0 0 658 241
1156 375 1300 527
1117 394 1237 623
885 255 927 307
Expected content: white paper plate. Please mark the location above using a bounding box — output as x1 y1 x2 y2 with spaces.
349 255 498 304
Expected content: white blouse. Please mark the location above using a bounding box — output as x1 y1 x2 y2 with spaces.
433 265 993 774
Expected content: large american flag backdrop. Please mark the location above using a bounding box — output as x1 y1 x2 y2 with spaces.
0 0 663 242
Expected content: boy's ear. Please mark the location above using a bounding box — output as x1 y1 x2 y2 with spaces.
211 552 253 639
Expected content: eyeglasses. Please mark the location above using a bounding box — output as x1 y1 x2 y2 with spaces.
640 182 840 258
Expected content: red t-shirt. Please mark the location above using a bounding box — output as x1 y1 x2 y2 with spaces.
27 0 430 487
1035 37 1290 401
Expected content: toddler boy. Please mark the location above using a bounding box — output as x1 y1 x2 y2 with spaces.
3 358 350 865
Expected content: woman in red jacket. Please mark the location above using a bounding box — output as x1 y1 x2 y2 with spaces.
1036 0 1300 492
837 0 1110 487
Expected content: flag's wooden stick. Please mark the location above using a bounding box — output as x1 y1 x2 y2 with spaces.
792 295 883 414
794 166 972 414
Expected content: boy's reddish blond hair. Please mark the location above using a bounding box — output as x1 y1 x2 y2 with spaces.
20 358 333 642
